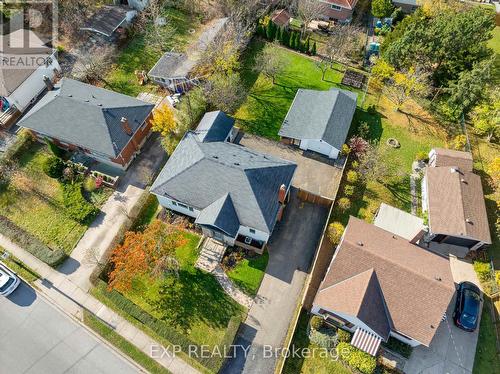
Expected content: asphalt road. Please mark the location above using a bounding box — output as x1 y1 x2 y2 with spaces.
0 281 141 374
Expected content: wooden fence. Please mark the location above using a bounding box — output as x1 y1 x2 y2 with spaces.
297 188 333 207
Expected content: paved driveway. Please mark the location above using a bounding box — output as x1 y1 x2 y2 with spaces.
404 257 481 374
221 189 329 374
0 282 140 374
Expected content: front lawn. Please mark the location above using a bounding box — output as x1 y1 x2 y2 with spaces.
225 249 269 297
0 144 91 253
235 39 365 140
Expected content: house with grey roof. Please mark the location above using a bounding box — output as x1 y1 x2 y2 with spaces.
150 111 296 253
278 88 357 159
17 78 154 169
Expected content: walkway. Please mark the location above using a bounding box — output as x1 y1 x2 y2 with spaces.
58 135 167 291
213 265 253 309
0 233 200 374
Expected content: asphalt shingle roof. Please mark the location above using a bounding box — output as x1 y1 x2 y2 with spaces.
195 193 240 237
148 52 195 79
18 78 154 157
194 111 234 143
80 5 131 37
278 88 357 150
150 132 297 233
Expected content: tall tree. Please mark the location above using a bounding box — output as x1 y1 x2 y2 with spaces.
371 0 394 18
296 0 323 37
253 42 285 84
325 24 364 65
315 58 330 81
203 73 246 113
151 104 176 138
470 90 500 142
383 67 429 111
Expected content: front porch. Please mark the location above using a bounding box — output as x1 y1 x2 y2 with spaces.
234 234 266 254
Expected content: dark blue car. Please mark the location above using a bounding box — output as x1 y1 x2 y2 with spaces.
453 282 482 332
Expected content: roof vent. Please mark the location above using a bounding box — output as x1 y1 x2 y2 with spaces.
234 162 240 166
357 241 363 246
392 235 397 239
68 94 72 97
466 218 473 224
434 276 442 281
461 178 467 184
212 155 219 159
450 167 457 173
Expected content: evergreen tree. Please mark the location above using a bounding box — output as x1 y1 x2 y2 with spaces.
289 31 296 48
276 27 283 42
305 37 310 54
282 29 290 47
266 21 275 40
294 34 300 50
311 41 317 55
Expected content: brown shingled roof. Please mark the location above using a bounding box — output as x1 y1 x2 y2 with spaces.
315 217 455 346
271 9 291 27
426 167 491 244
432 148 473 171
323 0 359 10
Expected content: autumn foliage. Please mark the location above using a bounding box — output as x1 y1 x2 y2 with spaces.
108 220 187 292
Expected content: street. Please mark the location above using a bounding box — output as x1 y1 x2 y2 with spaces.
0 281 141 374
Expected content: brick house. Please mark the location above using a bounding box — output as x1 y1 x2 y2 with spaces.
17 78 154 169
318 0 359 22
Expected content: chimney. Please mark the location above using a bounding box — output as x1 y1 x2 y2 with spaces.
121 117 133 136
43 75 53 91
278 184 286 204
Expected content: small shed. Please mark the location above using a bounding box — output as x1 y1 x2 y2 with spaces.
271 9 291 28
374 203 425 243
80 5 137 38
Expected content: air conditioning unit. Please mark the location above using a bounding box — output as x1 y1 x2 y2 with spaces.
244 236 252 245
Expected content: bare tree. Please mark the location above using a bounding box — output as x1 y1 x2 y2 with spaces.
325 24 364 66
296 0 324 37
203 73 246 113
59 0 94 44
136 0 176 53
382 67 430 112
315 57 330 81
82 247 107 271
253 42 285 84
72 46 113 86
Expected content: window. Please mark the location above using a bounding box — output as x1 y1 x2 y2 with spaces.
244 236 252 244
171 200 178 206
249 228 256 234
188 207 194 212
331 4 341 10
177 203 188 209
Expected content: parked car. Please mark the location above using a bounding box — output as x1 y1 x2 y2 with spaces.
0 262 20 296
453 281 481 332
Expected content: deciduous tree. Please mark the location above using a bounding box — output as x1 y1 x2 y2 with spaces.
296 0 324 37
325 24 364 65
253 43 285 84
203 73 246 113
151 104 176 138
383 67 429 111
371 0 394 18
471 97 500 143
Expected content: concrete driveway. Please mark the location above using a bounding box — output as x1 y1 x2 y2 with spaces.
221 189 329 374
404 256 482 374
0 282 140 374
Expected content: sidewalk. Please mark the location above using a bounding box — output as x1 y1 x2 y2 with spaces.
0 233 200 374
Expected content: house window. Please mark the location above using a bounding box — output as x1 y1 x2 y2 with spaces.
188 207 194 212
331 4 341 11
177 203 188 209
171 201 178 206
249 228 256 234
244 236 252 244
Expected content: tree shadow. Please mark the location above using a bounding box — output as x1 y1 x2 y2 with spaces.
352 107 384 142
385 176 412 212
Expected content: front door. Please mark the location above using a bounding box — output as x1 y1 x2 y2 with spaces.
212 230 224 242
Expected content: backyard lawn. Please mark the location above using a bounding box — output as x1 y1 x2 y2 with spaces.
235 39 365 140
226 250 269 297
473 299 500 374
0 144 90 253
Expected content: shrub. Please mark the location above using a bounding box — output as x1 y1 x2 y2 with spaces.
337 342 377 374
415 151 429 162
342 144 351 156
309 328 337 349
310 315 324 330
337 329 352 343
351 160 359 170
338 197 351 212
45 138 64 157
357 122 370 138
62 183 99 223
328 222 345 244
349 136 369 157
42 156 65 178
0 215 67 267
473 261 492 284
344 185 355 196
382 337 413 358
83 177 97 192
346 170 360 184
62 167 75 182
452 134 467 150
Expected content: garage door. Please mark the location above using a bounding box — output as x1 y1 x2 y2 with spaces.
307 140 332 157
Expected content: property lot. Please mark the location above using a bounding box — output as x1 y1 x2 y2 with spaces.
237 132 343 200
0 282 139 374
222 189 329 373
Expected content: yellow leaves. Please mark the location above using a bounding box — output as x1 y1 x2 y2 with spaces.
151 104 176 138
486 157 500 185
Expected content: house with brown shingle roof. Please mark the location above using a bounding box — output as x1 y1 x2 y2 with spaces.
312 216 455 355
318 0 359 22
422 148 491 251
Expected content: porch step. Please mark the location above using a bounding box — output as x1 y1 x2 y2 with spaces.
195 237 227 273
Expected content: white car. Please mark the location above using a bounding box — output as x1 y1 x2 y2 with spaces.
0 262 20 296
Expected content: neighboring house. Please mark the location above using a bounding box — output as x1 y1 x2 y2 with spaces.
80 5 137 39
17 78 154 169
271 9 292 28
422 148 491 250
374 203 425 243
148 18 228 92
150 111 297 253
392 0 419 13
0 29 60 128
127 0 149 11
279 88 357 159
312 216 455 355
318 0 359 22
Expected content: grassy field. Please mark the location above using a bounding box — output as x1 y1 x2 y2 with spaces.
226 251 269 297
282 311 352 374
0 144 89 253
106 8 200 96
235 39 365 140
83 311 171 374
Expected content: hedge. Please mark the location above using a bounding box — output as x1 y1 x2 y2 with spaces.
0 215 67 267
95 280 241 373
0 129 34 163
62 182 99 223
337 342 377 374
381 337 413 359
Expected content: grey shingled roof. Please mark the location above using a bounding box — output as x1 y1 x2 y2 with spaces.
80 5 131 37
18 78 154 157
194 111 234 142
151 133 296 233
148 52 195 79
279 88 357 150
195 193 240 237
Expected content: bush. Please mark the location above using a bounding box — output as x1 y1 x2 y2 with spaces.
346 170 360 184
62 183 99 223
310 315 324 330
357 122 370 138
474 261 492 283
337 329 352 343
309 328 338 349
342 144 351 156
45 138 65 157
344 185 355 196
328 222 345 244
338 197 351 212
382 337 413 358
337 342 377 374
452 134 467 151
42 156 65 178
0 215 67 267
415 151 429 162
83 177 97 192
351 160 359 170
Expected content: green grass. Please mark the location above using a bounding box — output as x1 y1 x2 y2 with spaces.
131 194 161 231
226 251 269 297
0 247 40 283
488 26 500 55
283 311 352 374
0 144 89 253
105 8 200 96
473 299 500 374
83 310 171 374
235 39 364 140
